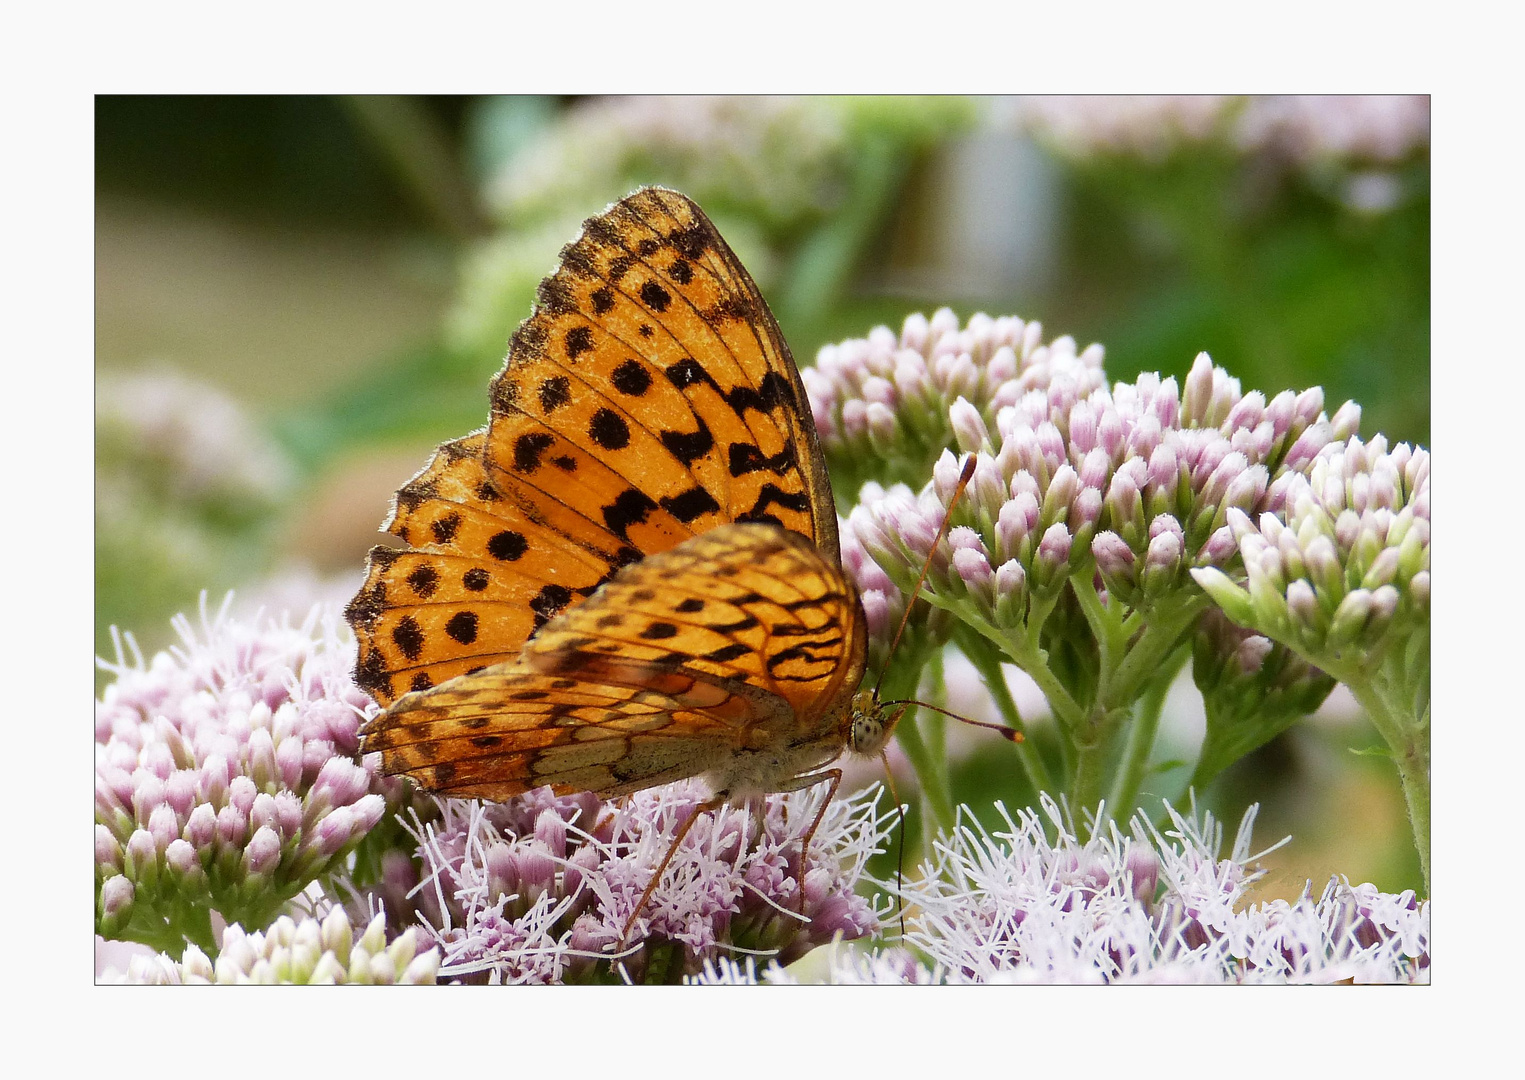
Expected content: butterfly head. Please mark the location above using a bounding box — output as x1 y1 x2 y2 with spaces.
847 689 907 758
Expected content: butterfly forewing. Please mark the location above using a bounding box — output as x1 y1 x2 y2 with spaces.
484 188 836 549
347 433 628 704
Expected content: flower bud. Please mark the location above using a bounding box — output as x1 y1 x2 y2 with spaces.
1069 400 1098 454
953 547 996 608
949 397 991 453
98 874 135 936
865 402 897 444
1327 589 1375 648
1286 580 1321 635
1041 464 1080 527
148 804 181 852
242 826 283 878
1092 531 1136 583
1330 400 1362 440
96 824 124 874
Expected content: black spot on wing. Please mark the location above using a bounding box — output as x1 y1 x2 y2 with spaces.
738 484 811 523
514 432 556 473
392 617 425 661
539 376 572 413
602 488 659 540
407 564 439 598
537 276 576 315
611 359 653 397
726 371 794 418
589 408 631 450
488 530 527 561
640 281 671 312
660 486 720 523
530 584 574 629
727 441 796 477
445 611 478 645
355 649 391 697
565 326 593 360
661 419 714 464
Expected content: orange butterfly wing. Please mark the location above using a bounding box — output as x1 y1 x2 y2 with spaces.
345 188 839 707
360 524 867 801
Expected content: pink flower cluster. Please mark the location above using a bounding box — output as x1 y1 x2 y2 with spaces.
388 781 888 985
94 601 400 951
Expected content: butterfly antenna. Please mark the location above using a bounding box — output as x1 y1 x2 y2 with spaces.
878 700 1023 743
873 454 978 700
879 749 907 939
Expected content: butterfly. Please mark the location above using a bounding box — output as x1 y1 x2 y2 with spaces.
345 187 929 945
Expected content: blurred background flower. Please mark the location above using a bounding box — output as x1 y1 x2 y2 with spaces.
96 93 1429 910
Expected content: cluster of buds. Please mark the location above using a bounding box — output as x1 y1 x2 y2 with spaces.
843 349 1357 640
94 603 405 952
392 781 888 985
804 308 1106 496
1192 434 1430 673
486 96 856 229
95 368 292 509
103 908 438 984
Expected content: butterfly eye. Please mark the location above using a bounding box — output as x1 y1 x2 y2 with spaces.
850 710 887 755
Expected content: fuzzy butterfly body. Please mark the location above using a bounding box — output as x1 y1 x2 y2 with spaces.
346 187 890 808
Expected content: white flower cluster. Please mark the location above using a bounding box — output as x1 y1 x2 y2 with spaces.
699 797 1427 985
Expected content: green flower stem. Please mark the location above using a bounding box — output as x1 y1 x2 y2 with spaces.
1069 708 1126 815
955 629 1057 796
1106 596 1210 708
1107 641 1189 820
893 709 956 845
181 903 218 957
1065 577 1205 818
924 652 949 781
1346 668 1431 896
947 603 1085 734
1070 572 1128 684
118 901 217 958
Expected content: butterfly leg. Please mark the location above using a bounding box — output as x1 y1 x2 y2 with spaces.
771 768 843 923
616 793 726 954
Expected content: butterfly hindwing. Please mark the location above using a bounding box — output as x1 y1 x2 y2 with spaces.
524 524 865 729
359 524 867 799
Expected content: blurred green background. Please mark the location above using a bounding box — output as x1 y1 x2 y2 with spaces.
95 94 1429 897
